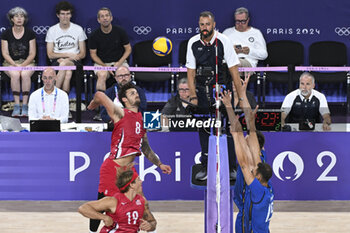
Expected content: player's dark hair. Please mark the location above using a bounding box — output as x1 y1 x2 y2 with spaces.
199 11 215 21
116 170 136 193
56 1 74 15
257 162 272 183
256 130 265 150
118 82 137 107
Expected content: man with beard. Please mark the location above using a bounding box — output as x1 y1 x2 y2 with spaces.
89 7 132 93
281 72 331 131
186 11 242 180
87 82 172 233
99 66 147 123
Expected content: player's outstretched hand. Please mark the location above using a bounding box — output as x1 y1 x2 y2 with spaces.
160 164 172 174
87 99 99 110
221 90 232 108
139 219 153 231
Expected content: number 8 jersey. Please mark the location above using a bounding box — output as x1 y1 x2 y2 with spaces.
109 109 146 159
100 192 145 233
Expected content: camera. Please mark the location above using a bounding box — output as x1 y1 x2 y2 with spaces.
235 44 242 50
196 66 214 77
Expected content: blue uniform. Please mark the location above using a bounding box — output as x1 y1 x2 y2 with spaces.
234 150 268 233
244 178 274 233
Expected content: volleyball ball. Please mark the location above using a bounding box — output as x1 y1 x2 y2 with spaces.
152 37 172 56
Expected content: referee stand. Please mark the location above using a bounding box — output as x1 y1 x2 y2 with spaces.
190 134 236 233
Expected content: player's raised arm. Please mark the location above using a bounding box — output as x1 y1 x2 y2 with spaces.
88 91 124 123
237 74 262 166
229 110 256 185
141 133 172 174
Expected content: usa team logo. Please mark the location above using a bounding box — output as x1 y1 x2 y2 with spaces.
272 151 304 181
143 110 161 130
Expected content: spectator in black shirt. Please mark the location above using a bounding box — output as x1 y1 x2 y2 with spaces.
1 7 36 117
89 7 131 92
162 78 191 116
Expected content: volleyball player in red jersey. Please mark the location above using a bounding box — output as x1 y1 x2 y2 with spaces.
87 82 171 233
79 170 156 232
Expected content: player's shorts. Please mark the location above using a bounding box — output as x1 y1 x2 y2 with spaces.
98 158 137 196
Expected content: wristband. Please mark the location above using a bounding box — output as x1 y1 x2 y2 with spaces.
239 97 244 101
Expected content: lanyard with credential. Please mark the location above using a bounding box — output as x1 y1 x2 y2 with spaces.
41 88 58 115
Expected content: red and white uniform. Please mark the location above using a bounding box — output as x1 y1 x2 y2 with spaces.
109 109 146 159
100 193 145 233
99 109 146 196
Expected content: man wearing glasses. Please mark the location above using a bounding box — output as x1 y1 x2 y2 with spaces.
162 78 191 116
28 68 69 123
100 66 147 123
223 7 267 69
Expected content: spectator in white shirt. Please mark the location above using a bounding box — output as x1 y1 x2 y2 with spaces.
223 7 267 69
28 68 69 123
45 1 87 94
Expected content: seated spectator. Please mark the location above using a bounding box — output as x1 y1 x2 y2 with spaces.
161 78 191 116
28 68 69 123
223 7 267 70
45 1 87 94
281 72 331 131
100 66 147 123
1 7 36 117
89 7 131 92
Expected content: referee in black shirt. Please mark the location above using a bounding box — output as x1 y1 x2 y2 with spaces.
186 11 242 180
281 72 332 131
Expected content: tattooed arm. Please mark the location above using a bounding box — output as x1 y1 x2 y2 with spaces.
141 133 172 174
139 198 157 231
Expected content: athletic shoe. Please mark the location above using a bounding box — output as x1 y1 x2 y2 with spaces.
93 113 102 121
21 104 28 117
12 104 21 117
195 165 207 180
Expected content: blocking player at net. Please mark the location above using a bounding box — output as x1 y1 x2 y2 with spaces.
222 86 274 232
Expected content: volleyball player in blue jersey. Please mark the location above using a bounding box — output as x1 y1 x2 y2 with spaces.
234 130 267 233
222 88 274 233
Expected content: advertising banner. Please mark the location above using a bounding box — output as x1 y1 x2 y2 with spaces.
0 132 349 201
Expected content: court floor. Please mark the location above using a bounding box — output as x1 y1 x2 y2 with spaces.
0 200 349 232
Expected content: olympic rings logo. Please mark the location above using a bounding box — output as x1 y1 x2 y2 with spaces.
334 27 350 36
32 26 50 35
133 26 152 35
